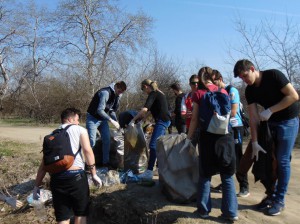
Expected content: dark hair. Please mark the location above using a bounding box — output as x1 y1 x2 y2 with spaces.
170 82 181 91
61 108 81 123
197 66 214 90
189 74 198 83
212 69 222 81
115 81 127 91
233 59 254 77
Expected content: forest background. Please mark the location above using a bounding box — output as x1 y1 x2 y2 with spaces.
1 0 300 123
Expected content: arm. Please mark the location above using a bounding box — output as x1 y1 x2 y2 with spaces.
231 103 239 117
248 103 260 142
269 83 299 113
187 102 199 139
0 193 23 208
109 111 117 121
80 132 98 177
34 161 47 187
96 91 111 121
131 107 148 123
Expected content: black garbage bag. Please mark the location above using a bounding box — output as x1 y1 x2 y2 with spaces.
252 121 277 194
93 130 124 169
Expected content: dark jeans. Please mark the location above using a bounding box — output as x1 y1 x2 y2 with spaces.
148 119 171 170
233 126 249 191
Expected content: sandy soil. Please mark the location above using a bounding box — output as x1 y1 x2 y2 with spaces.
0 125 299 223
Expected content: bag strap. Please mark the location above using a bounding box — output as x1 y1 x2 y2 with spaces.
64 124 81 157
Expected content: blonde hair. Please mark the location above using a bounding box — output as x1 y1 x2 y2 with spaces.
141 79 158 91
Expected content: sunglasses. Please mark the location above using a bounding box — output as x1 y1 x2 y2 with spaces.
190 82 198 85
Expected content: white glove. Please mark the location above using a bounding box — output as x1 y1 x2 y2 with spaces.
92 174 102 187
110 119 120 130
33 186 40 200
260 108 272 121
180 138 191 153
5 196 23 209
251 141 267 161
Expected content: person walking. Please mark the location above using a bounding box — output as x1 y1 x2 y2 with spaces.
33 108 102 224
233 59 299 216
170 82 186 134
213 70 250 197
129 79 171 180
86 81 126 168
186 67 238 221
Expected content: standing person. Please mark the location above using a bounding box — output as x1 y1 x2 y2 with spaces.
129 79 171 180
170 82 186 134
234 59 299 216
213 70 250 197
86 81 126 168
181 74 199 146
33 108 102 224
186 67 238 221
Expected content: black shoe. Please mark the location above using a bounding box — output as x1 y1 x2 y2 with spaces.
256 196 274 210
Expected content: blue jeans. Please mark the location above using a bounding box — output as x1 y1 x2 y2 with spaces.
268 117 299 204
148 119 171 171
86 113 110 164
197 174 238 217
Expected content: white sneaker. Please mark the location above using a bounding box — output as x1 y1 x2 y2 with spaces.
138 170 153 180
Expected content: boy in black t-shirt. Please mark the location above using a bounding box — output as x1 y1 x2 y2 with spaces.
234 59 299 216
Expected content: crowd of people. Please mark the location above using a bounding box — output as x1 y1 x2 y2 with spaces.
27 58 299 223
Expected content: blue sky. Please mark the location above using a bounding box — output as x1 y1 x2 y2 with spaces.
39 0 300 79
120 0 300 78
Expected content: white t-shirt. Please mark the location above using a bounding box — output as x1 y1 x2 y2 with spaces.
60 124 88 169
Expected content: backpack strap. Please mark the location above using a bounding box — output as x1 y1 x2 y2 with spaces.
64 124 81 157
225 85 232 94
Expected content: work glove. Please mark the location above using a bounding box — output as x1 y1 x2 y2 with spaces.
251 141 267 161
260 108 272 121
33 186 40 200
5 196 24 209
92 174 102 187
110 119 120 130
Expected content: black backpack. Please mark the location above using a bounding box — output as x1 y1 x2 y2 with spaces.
42 124 81 174
225 85 250 137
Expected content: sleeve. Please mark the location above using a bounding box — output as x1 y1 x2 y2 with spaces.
96 90 111 120
230 87 240 105
109 111 117 121
274 69 290 89
144 92 156 109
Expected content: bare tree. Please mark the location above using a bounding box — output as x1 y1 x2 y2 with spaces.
0 1 16 111
55 0 153 96
9 1 58 118
228 16 300 85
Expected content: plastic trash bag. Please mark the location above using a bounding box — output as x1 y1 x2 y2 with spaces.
27 189 52 206
124 122 149 174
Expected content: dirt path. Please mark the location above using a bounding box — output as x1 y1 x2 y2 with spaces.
0 125 54 144
1 125 299 223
